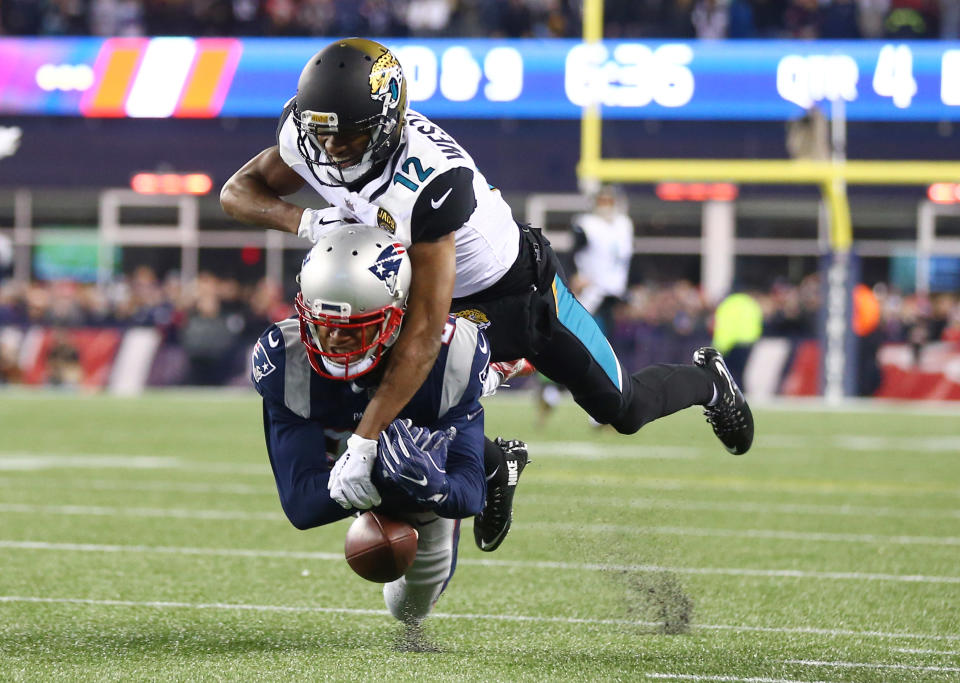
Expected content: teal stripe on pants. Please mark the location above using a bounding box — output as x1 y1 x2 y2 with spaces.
552 275 623 392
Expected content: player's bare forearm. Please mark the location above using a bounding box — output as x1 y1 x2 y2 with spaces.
220 146 306 234
356 331 441 438
353 235 457 439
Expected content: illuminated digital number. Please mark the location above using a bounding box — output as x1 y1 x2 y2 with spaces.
873 44 917 109
393 156 435 191
396 45 437 102
942 50 960 106
564 43 694 108
439 46 525 103
440 47 482 102
565 43 606 106
650 44 695 107
484 47 523 102
35 63 94 92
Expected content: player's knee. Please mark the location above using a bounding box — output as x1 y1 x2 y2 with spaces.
279 497 322 531
572 391 629 431
609 412 644 435
383 577 439 625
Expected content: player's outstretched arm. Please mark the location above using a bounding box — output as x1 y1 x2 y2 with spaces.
353 233 457 440
220 146 306 234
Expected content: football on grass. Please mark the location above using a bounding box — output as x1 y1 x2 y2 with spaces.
344 511 418 583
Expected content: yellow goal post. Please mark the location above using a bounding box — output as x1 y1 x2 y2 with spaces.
578 0 960 254
577 0 960 399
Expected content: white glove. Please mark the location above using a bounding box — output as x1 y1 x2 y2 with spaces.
297 206 357 243
328 434 381 509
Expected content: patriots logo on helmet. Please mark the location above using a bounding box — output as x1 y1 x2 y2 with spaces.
368 243 406 296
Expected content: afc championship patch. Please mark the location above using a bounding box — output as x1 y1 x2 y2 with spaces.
376 207 396 233
454 308 491 330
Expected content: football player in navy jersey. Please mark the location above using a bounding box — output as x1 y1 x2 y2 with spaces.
223 37 754 553
253 224 523 628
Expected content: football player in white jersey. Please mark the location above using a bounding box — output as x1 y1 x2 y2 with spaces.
221 38 754 552
571 185 634 337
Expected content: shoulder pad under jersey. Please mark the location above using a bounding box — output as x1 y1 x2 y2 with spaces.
251 317 314 419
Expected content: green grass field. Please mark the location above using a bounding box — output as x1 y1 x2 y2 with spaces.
0 390 958 682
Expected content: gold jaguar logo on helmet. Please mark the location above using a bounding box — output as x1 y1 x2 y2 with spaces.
369 52 403 108
377 208 396 234
454 309 491 330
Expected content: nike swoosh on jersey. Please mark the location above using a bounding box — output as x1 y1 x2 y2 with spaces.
268 332 280 348
431 187 454 209
398 473 429 487
477 334 488 354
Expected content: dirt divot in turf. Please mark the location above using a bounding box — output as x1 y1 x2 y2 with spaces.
622 570 694 635
393 622 442 653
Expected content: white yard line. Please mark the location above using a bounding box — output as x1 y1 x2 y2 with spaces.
0 453 268 475
1 539 958 585
0 451 957 497
0 595 957 644
520 495 960 520
0 454 180 471
0 503 282 521
534 443 702 459
525 523 960 547
761 435 960 453
2 503 956 548
647 676 827 683
2 478 956 520
784 659 960 673
530 474 960 497
0 478 273 496
892 647 960 656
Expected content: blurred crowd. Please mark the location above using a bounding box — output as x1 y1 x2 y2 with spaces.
2 267 959 388
1 0 956 40
0 267 293 386
608 275 960 369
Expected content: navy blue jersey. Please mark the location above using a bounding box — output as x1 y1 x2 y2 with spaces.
252 314 490 529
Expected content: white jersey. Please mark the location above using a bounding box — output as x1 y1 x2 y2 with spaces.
277 105 520 298
572 211 634 314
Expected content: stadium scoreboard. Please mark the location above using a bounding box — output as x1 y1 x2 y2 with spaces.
1 38 958 121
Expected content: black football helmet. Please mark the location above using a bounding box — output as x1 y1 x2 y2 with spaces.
294 38 408 187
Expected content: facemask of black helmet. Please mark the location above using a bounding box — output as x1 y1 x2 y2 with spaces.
293 40 407 187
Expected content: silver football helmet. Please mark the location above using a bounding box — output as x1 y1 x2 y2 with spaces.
295 224 411 380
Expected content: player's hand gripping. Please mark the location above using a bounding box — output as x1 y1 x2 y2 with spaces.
378 419 456 507
298 206 357 242
328 434 381 510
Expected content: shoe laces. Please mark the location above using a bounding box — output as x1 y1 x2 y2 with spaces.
479 487 509 528
704 395 747 435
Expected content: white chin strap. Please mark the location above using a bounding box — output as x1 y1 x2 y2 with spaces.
320 353 377 379
320 147 375 186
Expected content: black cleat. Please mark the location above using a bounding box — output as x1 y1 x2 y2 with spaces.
693 347 754 455
473 438 529 552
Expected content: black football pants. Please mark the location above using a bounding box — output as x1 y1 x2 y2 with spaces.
452 227 714 434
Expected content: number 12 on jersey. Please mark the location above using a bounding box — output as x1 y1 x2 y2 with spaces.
393 157 435 191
